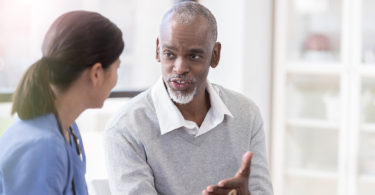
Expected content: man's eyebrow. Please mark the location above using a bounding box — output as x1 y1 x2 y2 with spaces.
189 49 205 54
162 45 177 51
161 46 205 54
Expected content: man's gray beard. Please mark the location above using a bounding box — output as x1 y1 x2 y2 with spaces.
166 84 197 104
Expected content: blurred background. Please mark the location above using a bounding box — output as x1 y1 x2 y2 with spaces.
0 0 374 194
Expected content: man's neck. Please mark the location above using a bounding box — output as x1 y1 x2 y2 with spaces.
175 90 211 127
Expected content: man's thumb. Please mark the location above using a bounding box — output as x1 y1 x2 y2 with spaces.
237 151 253 178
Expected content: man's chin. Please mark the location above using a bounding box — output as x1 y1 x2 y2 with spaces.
169 86 194 97
167 87 196 105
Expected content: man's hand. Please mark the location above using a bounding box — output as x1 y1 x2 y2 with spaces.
202 151 253 195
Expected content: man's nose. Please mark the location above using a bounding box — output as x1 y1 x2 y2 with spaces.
173 57 189 75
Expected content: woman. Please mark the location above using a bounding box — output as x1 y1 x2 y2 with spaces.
0 10 124 194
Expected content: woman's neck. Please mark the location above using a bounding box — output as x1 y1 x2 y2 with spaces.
54 90 85 142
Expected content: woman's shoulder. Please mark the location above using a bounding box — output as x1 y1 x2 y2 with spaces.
0 115 70 194
6 114 60 137
0 114 67 166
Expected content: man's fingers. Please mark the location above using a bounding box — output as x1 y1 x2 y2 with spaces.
237 151 253 178
207 151 253 194
217 177 242 188
203 185 235 195
217 151 253 188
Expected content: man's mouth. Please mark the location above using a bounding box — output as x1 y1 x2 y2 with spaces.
169 78 194 91
171 80 190 90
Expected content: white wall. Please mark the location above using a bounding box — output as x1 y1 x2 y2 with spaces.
130 0 172 89
201 0 273 155
243 0 273 156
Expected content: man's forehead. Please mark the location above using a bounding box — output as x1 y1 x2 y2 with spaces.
161 14 212 36
161 12 205 27
160 24 213 45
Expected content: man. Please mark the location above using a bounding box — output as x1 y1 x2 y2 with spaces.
104 2 273 195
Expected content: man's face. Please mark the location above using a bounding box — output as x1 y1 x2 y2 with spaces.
156 15 220 104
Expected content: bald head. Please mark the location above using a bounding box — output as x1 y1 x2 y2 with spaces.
160 2 217 43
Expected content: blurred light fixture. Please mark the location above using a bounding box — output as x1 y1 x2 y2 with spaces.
293 0 329 14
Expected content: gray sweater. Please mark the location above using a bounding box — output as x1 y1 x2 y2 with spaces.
104 85 273 195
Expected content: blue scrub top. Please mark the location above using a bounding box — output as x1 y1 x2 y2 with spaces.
0 114 88 195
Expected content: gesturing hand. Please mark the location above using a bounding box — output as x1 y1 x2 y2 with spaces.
202 151 253 195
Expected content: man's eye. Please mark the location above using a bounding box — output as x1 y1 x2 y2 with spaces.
190 54 201 60
164 52 175 59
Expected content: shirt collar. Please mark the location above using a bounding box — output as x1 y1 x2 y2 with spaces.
206 80 233 120
151 77 233 135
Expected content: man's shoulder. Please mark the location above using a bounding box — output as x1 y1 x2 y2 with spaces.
105 89 156 133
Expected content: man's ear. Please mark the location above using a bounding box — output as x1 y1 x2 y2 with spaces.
156 37 161 62
210 42 221 68
89 62 103 87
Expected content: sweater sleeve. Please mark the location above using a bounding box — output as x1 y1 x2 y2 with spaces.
103 125 158 195
1 138 68 195
248 106 274 195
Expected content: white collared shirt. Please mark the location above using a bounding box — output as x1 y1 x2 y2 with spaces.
151 77 233 137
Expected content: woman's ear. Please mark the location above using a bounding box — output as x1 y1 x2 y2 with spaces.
89 62 103 87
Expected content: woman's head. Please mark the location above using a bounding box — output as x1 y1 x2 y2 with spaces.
12 10 124 119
